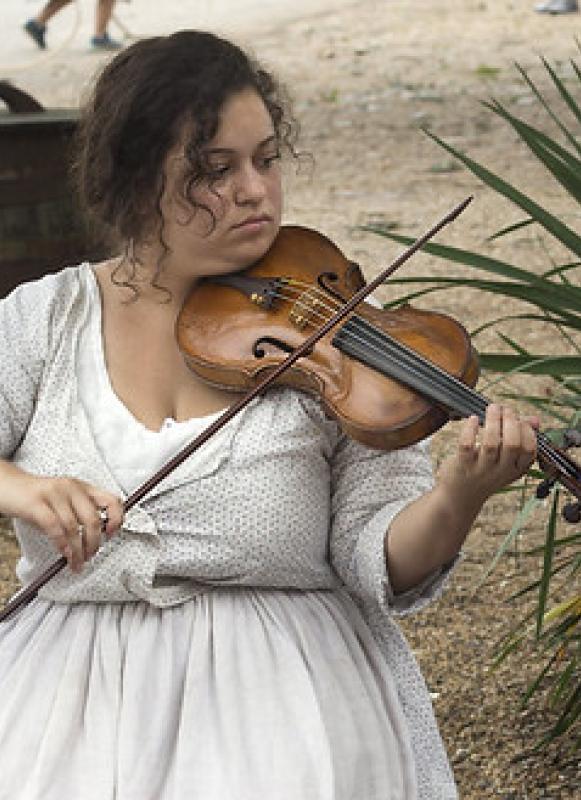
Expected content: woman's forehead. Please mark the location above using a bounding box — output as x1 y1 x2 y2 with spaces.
168 89 275 161
212 90 274 144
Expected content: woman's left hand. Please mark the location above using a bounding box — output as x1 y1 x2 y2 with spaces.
438 403 539 505
385 404 539 594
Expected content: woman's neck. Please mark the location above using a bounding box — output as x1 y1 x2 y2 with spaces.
101 251 198 311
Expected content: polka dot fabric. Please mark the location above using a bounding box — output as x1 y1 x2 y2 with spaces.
0 266 458 798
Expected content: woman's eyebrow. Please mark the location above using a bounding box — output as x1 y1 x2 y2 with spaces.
205 135 278 155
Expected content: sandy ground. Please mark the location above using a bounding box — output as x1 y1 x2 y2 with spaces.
2 0 581 797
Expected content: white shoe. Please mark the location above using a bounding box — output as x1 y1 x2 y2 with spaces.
535 0 578 12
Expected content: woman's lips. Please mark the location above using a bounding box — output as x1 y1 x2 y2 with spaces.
232 215 272 230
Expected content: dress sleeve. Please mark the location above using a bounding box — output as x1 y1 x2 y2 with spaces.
329 434 458 616
0 273 66 458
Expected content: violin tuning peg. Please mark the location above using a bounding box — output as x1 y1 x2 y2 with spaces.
562 501 581 524
536 478 556 500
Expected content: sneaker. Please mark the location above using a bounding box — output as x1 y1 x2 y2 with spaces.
535 0 578 12
90 32 122 51
23 19 47 49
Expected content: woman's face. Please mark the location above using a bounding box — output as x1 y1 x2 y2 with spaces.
156 88 283 289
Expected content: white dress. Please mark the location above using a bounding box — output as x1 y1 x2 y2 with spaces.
0 267 458 799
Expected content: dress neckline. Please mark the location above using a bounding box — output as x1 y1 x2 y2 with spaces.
86 265 225 435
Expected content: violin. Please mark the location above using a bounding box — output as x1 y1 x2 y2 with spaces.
1 198 580 622
177 224 479 451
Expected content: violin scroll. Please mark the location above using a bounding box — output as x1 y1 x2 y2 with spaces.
536 426 581 523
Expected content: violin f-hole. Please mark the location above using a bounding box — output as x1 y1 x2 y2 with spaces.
317 271 343 302
252 336 314 360
253 336 294 358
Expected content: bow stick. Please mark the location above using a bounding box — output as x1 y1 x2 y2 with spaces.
0 196 472 623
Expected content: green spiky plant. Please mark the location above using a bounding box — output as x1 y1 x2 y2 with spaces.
363 55 581 749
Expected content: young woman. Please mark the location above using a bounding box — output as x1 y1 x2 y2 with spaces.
0 31 536 800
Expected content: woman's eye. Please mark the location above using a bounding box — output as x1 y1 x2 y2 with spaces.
206 164 230 180
259 152 281 169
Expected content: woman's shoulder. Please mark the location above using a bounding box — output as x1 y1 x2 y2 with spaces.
2 262 92 308
0 263 95 349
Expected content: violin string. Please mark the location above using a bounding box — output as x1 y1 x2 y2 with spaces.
274 281 388 328
342 315 579 479
344 316 489 418
275 284 502 419
272 284 488 417
268 285 578 479
271 287 485 413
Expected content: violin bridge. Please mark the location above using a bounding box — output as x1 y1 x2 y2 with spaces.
289 289 324 331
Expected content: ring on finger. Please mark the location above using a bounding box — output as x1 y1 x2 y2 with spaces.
98 506 109 533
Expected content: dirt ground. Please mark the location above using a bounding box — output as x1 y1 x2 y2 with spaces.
2 0 581 796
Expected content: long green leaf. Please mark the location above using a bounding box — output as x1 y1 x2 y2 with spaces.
508 559 575 601
476 495 541 588
550 661 577 707
542 262 581 280
521 651 559 706
422 129 581 255
484 99 581 201
361 225 534 281
537 493 559 638
487 218 535 242
362 227 581 313
479 355 581 376
524 532 581 553
384 282 581 330
493 605 541 668
471 313 581 338
541 56 581 128
515 61 581 154
486 97 581 176
571 57 581 96
548 682 581 738
496 331 532 356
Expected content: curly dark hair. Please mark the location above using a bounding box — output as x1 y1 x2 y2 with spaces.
73 30 298 252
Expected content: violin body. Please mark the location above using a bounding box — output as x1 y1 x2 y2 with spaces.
177 225 480 450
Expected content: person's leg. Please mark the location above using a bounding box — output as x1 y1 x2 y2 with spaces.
91 0 122 50
94 0 116 36
36 0 73 26
24 0 72 49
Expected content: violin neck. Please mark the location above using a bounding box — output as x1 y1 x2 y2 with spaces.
333 315 581 496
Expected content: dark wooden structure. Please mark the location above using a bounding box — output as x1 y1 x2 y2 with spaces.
0 82 108 298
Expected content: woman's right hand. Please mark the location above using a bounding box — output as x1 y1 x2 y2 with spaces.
0 464 124 572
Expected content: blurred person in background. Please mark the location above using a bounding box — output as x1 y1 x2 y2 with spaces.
535 0 578 13
24 0 122 51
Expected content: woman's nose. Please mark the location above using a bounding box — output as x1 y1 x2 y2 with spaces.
234 166 267 204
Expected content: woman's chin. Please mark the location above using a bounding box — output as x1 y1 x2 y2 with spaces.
227 226 280 270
